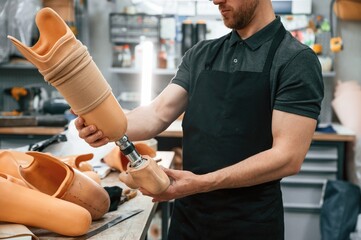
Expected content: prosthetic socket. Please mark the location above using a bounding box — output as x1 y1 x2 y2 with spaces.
0 150 99 236
8 7 170 195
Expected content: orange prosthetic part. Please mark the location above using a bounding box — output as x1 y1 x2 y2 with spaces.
60 153 94 172
0 174 91 236
0 150 33 179
0 173 28 188
19 152 110 220
60 153 101 184
122 157 170 194
118 171 139 189
8 7 127 141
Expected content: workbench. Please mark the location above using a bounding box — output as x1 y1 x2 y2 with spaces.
0 120 355 142
0 121 356 240
28 151 174 240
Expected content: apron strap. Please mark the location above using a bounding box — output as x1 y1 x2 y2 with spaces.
262 25 286 73
205 32 232 70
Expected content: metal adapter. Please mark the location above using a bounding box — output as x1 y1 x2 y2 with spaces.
115 135 145 168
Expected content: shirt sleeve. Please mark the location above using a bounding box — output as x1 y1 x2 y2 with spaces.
273 48 324 120
171 49 192 92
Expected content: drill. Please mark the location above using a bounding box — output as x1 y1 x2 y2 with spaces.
4 87 31 115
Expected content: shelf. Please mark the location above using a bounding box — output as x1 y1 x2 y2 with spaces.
283 203 321 212
109 67 176 75
0 61 36 70
281 178 326 185
322 71 336 77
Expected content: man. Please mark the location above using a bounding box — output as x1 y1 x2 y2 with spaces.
75 0 324 239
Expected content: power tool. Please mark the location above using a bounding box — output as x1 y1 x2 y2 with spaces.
3 87 32 115
3 86 44 115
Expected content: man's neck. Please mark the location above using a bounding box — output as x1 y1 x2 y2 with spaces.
236 2 275 40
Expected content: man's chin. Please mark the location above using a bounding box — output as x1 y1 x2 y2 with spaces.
223 20 235 29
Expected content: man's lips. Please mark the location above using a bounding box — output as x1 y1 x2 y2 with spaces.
219 8 231 16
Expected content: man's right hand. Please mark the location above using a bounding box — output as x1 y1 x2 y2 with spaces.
74 117 110 148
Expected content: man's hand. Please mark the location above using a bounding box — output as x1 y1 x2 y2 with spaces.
74 116 110 147
139 168 204 202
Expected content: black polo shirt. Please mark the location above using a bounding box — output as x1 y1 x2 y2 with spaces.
172 16 324 120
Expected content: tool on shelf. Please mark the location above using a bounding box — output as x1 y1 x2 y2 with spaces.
330 0 343 53
3 86 45 115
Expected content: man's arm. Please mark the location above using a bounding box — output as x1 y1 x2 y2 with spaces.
75 83 187 147
204 109 317 190
126 83 188 141
144 109 317 201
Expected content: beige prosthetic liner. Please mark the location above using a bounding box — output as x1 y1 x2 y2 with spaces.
7 7 127 141
8 7 169 195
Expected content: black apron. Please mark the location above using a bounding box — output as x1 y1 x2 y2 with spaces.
168 25 287 240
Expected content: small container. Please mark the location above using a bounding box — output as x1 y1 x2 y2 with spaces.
195 20 207 43
181 20 194 55
112 45 123 67
122 44 132 68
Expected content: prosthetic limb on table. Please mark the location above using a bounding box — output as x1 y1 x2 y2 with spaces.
8 7 170 195
0 173 92 236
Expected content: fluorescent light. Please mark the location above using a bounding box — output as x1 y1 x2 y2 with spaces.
140 40 154 106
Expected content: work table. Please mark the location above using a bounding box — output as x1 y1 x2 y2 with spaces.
25 151 175 240
0 126 64 136
0 121 356 142
0 121 355 240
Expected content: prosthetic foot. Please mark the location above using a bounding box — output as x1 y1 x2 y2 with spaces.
19 151 110 220
0 173 91 236
116 136 170 194
104 142 164 191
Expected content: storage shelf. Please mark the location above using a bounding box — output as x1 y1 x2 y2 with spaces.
0 62 36 69
283 203 321 212
322 71 336 77
300 165 337 173
281 178 326 185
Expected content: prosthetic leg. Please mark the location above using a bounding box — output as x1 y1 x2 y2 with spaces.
20 151 110 220
116 136 170 193
8 7 170 195
0 173 92 236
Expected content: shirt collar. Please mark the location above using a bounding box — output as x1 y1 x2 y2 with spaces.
229 16 283 51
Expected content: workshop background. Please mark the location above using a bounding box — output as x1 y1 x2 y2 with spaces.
1 0 361 240
1 0 361 120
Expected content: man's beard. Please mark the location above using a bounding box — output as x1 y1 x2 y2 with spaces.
223 0 259 30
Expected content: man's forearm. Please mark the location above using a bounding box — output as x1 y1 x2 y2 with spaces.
125 105 170 141
197 144 309 194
